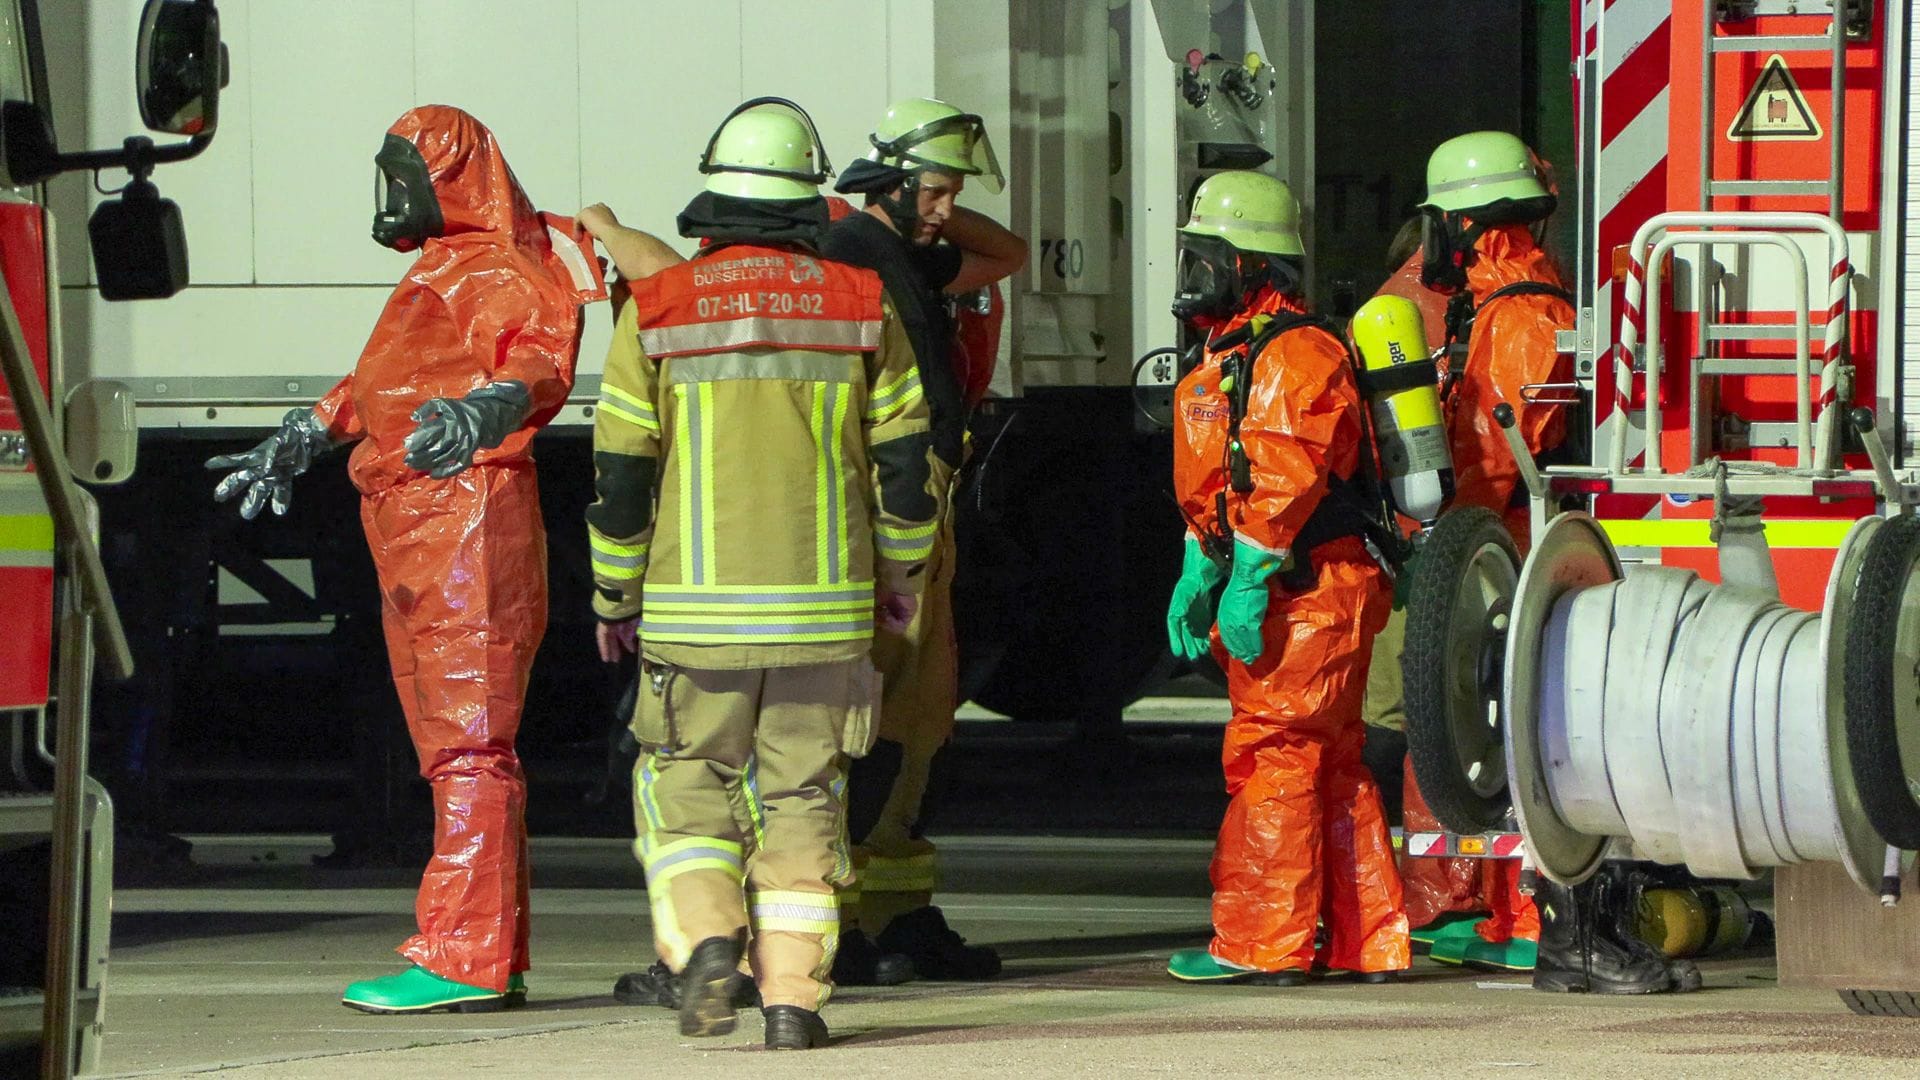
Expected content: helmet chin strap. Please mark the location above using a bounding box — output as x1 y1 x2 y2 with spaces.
879 174 922 236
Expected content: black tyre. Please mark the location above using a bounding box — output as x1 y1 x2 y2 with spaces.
1843 512 1920 849
1839 988 1920 1018
1403 506 1522 833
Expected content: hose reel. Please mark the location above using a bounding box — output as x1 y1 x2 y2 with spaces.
1404 508 1920 893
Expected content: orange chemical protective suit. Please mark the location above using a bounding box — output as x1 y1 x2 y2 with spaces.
1173 287 1408 974
308 106 601 993
1373 223 1571 944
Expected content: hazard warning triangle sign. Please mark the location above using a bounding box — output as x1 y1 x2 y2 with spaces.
1727 53 1822 141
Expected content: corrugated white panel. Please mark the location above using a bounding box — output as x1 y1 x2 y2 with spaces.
740 0 891 183
64 284 392 381
415 0 582 217
575 0 741 280
250 0 416 285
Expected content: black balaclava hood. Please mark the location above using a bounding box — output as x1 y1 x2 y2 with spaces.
676 191 831 249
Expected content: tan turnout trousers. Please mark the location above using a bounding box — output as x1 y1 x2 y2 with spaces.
631 655 874 1010
843 519 959 933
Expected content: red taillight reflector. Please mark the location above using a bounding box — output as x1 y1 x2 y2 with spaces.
1811 480 1876 498
1551 477 1614 494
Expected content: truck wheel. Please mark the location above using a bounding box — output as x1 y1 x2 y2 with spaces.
1843 512 1920 849
1839 989 1920 1018
1403 506 1521 834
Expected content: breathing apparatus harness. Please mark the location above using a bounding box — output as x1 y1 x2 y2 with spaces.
1191 313 1411 590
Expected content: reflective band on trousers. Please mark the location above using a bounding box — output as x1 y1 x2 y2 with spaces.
749 890 840 935
643 835 745 885
641 315 881 358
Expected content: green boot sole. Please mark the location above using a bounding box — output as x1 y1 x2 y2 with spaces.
342 965 508 1015
1411 914 1487 951
1462 938 1538 973
1428 936 1473 967
1167 948 1309 986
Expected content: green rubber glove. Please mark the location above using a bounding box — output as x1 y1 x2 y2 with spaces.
1165 536 1228 661
1216 539 1286 665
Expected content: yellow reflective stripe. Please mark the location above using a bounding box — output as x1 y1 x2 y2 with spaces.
647 582 874 595
647 834 744 862
591 533 649 558
828 381 852 583
865 380 924 425
742 758 767 852
598 398 660 433
876 522 937 541
0 514 54 552
602 381 658 418
593 560 645 581
638 610 869 625
699 382 718 583
637 628 874 644
644 598 871 613
869 368 917 403
1598 518 1858 549
814 382 831 585
675 384 695 581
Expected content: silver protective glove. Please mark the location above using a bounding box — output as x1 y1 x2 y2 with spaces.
402 380 532 480
206 407 337 519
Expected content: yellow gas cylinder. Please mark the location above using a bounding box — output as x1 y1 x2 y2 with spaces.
1348 295 1454 526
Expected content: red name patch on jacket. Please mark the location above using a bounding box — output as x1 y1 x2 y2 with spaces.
632 244 884 359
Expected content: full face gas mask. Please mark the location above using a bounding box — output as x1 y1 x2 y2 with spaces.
372 133 444 251
1172 233 1295 325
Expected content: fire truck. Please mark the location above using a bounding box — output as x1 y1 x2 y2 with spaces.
0 2 227 1074
1382 0 1920 1014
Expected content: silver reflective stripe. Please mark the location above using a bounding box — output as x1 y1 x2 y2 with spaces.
641 316 881 357
648 844 743 875
1425 167 1538 195
866 370 921 413
1185 212 1297 238
875 533 933 555
593 549 646 570
640 619 874 637
645 587 872 605
664 350 855 384
750 901 838 920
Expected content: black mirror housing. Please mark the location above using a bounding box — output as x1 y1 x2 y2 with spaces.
89 184 188 301
137 0 223 137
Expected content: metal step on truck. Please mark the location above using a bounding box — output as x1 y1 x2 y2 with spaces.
2 2 230 1076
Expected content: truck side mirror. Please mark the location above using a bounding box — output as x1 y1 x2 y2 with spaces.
137 0 227 138
65 380 139 485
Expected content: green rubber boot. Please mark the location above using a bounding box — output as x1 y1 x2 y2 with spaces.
1410 914 1486 952
1461 937 1538 973
342 965 507 1015
1428 935 1473 967
1167 948 1309 986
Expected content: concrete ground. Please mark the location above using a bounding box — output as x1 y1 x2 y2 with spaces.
91 835 1920 1079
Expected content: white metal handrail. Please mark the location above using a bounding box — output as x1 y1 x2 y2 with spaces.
1614 211 1850 477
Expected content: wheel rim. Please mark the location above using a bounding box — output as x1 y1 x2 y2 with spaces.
1444 542 1516 799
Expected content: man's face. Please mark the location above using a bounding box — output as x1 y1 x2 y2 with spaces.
910 170 964 245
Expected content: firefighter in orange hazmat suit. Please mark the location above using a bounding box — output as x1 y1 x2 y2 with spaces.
1162 171 1408 984
207 105 603 1013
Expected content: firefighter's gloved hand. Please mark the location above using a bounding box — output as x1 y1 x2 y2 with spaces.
206 406 336 520
1166 535 1227 661
1216 539 1286 665
403 380 532 479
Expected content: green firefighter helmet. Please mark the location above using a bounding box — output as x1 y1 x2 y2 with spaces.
1419 131 1548 213
700 97 834 200
867 97 1005 194
1178 170 1303 257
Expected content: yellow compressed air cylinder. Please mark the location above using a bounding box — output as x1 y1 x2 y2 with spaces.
1349 294 1454 526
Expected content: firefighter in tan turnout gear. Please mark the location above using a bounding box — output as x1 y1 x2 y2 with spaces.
588 98 943 1050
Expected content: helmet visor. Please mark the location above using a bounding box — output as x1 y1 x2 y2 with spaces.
888 113 1004 194
1172 233 1243 321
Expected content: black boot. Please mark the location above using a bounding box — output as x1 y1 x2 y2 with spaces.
615 960 760 1010
1532 877 1674 994
875 906 1001 980
763 1004 830 1050
1599 866 1702 993
678 933 747 1037
830 929 917 986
